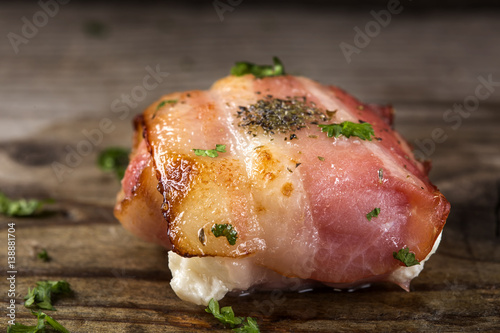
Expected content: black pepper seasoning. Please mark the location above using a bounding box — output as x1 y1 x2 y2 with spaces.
236 97 329 137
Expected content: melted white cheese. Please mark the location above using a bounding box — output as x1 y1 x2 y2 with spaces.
169 231 443 305
389 231 442 288
168 252 268 305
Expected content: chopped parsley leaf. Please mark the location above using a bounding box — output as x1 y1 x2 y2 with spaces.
0 192 52 217
156 100 167 110
37 249 50 262
366 208 381 221
205 298 260 332
7 321 41 333
318 156 325 161
393 247 420 267
156 99 177 110
193 144 226 158
211 223 238 245
97 147 129 179
231 57 285 78
234 317 260 333
7 310 70 333
24 280 72 311
319 121 375 141
206 298 243 327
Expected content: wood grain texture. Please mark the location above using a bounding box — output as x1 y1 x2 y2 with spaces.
1 2 499 332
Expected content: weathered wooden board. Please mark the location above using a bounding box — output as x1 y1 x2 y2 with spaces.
1 2 500 332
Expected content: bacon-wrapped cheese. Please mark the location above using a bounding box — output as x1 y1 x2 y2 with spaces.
115 67 449 305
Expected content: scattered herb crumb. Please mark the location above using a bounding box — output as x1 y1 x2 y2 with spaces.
211 223 238 245
83 20 108 38
198 228 206 246
37 249 50 263
319 121 375 141
393 247 420 267
318 156 325 161
155 101 167 111
7 310 70 333
24 280 72 311
233 317 260 333
231 56 285 79
366 208 381 221
378 168 384 183
152 99 178 118
193 144 226 158
205 298 260 332
0 192 52 217
97 147 129 179
156 99 177 110
326 110 337 119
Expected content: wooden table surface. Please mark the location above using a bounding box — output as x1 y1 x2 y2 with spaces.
1 2 499 332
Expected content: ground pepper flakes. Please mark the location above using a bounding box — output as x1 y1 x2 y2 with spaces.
236 97 331 137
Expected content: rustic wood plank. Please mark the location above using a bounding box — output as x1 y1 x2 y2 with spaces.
1 2 500 332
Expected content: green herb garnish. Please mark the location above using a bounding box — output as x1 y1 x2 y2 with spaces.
205 298 260 332
37 249 50 262
366 207 381 221
319 121 375 141
24 280 72 311
233 317 260 333
0 192 51 217
97 147 129 179
83 20 108 38
231 57 285 78
156 101 167 111
206 298 243 327
318 156 325 161
7 310 70 333
193 144 226 158
393 247 420 267
211 223 238 245
156 99 177 110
